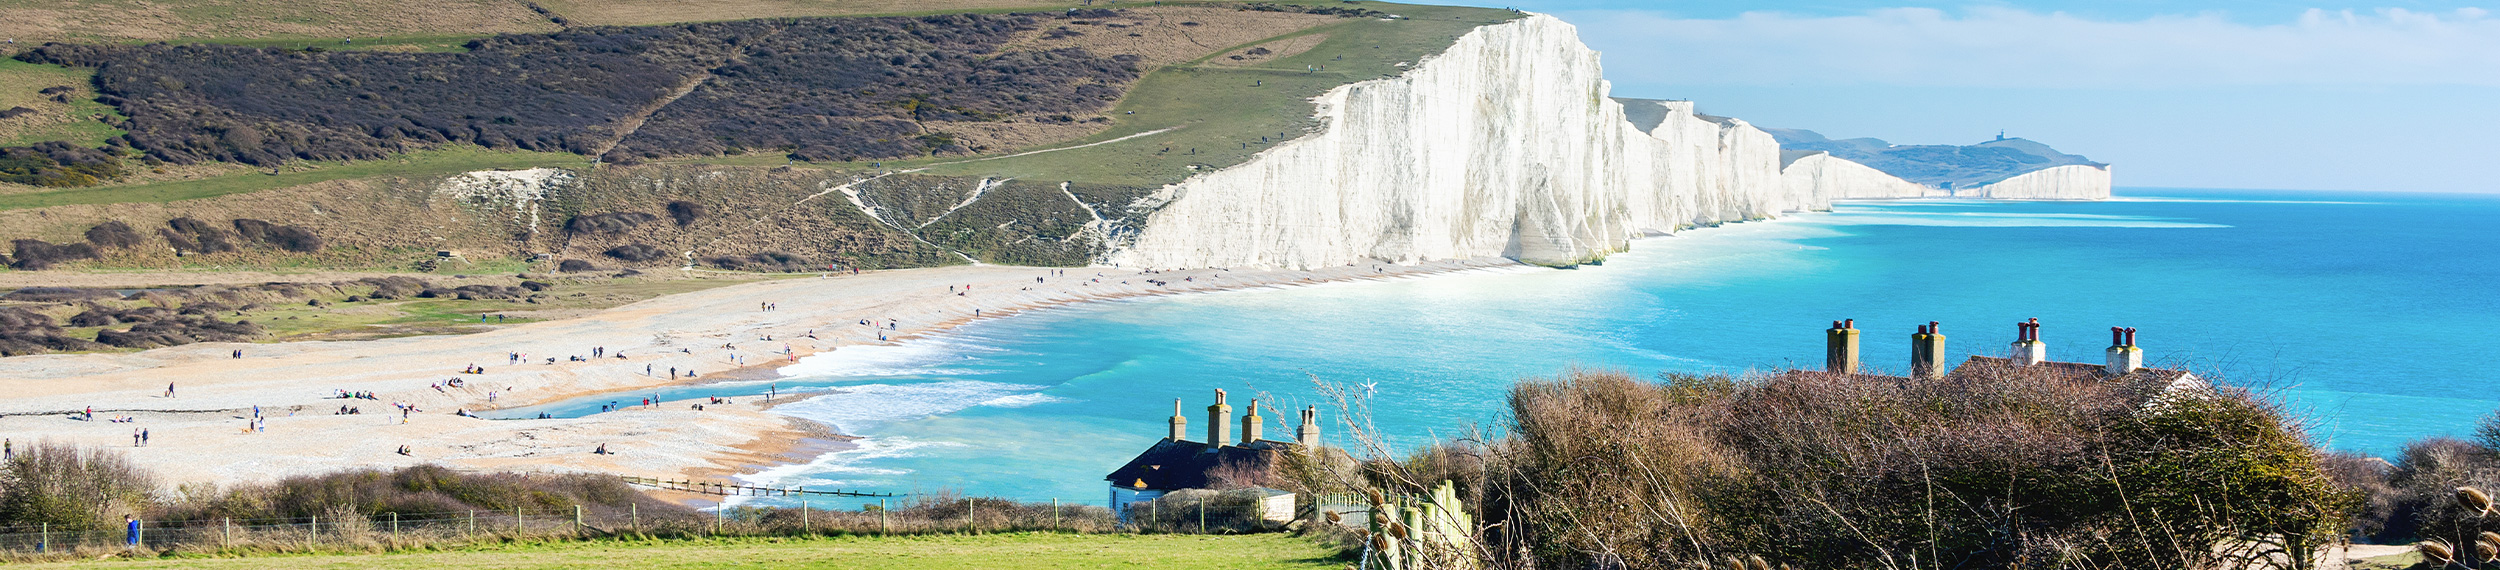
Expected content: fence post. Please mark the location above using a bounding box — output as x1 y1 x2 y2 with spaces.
801 497 811 535
574 505 583 537
39 522 48 553
310 514 319 545
631 503 639 532
713 503 722 536
221 517 230 548
1052 498 1060 531
1152 500 1158 533
1198 501 1206 534
879 499 888 535
515 507 523 536
391 511 400 544
468 510 476 536
134 519 143 551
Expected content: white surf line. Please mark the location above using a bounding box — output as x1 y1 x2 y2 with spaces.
918 127 1179 168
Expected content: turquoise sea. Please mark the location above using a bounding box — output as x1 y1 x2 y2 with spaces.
501 188 2500 507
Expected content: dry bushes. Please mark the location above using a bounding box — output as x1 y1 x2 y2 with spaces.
603 243 669 262
1345 367 2355 570
231 219 323 252
83 221 144 249
0 307 102 355
0 442 157 531
557 259 598 272
20 13 1139 166
704 251 812 272
562 212 657 235
156 465 684 523
92 314 260 348
159 217 237 254
666 200 703 226
7 239 98 270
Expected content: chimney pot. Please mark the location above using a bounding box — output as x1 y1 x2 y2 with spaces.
1911 321 1946 379
1826 319 1862 375
2105 326 2144 375
1241 398 1263 445
1168 398 1188 441
1206 389 1232 447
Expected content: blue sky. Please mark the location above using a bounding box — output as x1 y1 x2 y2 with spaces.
1456 1 2500 193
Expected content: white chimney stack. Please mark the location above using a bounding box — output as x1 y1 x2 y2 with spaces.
1296 406 1321 452
2011 318 2046 366
1167 398 1188 441
2105 326 2143 375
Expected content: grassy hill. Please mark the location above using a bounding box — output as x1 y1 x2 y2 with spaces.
0 1 1518 277
10 533 1346 569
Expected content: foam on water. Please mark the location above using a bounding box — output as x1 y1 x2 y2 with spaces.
769 380 1055 433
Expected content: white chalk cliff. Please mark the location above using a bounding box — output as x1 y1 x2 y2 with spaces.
1104 15 2101 270
1956 164 2112 200
1780 151 1938 200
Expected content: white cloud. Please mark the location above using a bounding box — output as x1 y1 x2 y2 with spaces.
1561 7 2500 88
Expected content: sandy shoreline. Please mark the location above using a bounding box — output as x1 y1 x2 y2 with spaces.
0 258 1519 490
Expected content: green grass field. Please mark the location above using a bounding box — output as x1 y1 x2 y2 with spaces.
0 145 584 211
908 1 1523 187
16 533 1345 570
0 59 127 148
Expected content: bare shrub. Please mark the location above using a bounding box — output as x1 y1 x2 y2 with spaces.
704 252 811 272
557 259 597 272
0 307 104 355
232 218 323 252
8 239 99 270
93 314 261 348
157 465 687 523
0 442 158 530
1327 366 2357 570
84 221 145 249
603 244 669 263
562 212 658 235
159 217 236 254
0 287 118 302
666 201 703 226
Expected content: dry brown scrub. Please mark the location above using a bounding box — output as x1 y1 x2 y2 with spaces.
1311 367 2356 570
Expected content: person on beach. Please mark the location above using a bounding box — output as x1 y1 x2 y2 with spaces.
133 429 141 447
141 429 148 446
163 383 174 398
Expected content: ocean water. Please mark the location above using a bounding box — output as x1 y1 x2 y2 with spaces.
498 188 2500 508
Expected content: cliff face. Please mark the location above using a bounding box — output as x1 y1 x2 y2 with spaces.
1958 164 2113 200
1105 15 1818 270
1780 151 1937 200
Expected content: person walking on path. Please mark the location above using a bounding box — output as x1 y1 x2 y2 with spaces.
124 515 139 549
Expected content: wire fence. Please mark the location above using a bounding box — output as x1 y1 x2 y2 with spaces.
0 490 1327 562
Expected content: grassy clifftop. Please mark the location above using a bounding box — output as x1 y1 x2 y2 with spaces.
0 1 1521 274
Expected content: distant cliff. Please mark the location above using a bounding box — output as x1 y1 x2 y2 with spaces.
1763 128 2109 199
